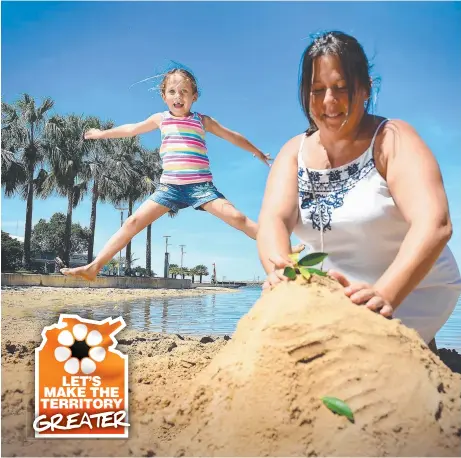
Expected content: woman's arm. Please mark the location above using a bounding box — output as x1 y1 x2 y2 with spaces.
202 115 272 166
85 113 163 140
371 120 453 308
257 135 302 274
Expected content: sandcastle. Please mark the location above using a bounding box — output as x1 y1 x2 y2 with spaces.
163 275 461 456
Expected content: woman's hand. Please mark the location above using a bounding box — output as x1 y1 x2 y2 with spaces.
262 254 293 291
328 270 394 318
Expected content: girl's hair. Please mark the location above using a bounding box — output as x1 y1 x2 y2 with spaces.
299 31 375 136
160 68 199 97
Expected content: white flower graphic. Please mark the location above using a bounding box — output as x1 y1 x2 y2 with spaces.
54 324 106 375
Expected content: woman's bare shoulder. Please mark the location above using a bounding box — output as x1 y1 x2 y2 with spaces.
278 133 305 159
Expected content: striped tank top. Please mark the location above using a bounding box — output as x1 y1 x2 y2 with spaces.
159 111 213 185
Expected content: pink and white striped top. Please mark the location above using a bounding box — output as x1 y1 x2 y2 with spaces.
159 111 213 185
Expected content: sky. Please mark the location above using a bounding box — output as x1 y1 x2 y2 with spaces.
2 1 461 282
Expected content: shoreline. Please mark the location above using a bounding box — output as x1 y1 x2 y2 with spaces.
1 285 238 318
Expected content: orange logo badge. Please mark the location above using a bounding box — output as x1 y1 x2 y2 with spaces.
33 314 129 438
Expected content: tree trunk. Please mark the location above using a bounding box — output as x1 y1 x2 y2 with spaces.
88 180 99 264
126 198 133 271
22 174 34 270
192 275 195 283
64 187 73 266
199 274 203 283
146 224 152 276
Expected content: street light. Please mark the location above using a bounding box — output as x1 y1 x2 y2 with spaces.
163 235 171 278
179 244 186 268
115 205 128 276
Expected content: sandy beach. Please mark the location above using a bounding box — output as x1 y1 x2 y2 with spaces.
2 284 461 457
2 286 236 457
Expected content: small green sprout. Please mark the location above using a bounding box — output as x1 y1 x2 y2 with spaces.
283 252 328 281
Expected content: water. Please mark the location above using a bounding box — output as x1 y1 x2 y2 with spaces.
436 297 461 352
48 287 460 352
51 287 262 337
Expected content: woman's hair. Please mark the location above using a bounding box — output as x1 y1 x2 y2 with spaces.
299 31 374 136
160 68 199 97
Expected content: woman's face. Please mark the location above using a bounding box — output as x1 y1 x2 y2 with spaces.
309 54 368 136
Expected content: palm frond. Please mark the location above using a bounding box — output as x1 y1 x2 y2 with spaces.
72 181 88 208
37 97 54 118
1 149 27 195
35 170 59 199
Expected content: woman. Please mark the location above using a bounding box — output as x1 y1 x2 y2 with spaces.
257 31 461 345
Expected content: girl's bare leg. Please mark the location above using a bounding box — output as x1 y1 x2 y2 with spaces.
61 200 170 281
201 198 257 238
201 198 305 252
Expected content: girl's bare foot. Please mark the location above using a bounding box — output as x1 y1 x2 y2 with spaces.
60 264 100 282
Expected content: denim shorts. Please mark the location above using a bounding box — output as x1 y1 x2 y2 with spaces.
149 181 226 212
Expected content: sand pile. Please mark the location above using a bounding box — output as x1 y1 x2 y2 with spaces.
164 276 461 457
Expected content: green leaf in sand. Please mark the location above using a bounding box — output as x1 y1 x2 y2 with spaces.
321 396 354 422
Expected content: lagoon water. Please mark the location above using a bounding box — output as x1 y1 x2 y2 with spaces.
50 286 461 352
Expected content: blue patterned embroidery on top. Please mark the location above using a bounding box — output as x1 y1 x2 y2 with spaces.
298 157 375 232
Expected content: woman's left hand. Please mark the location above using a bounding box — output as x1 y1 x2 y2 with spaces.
328 270 394 318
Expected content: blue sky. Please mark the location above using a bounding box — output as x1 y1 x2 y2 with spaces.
2 2 461 282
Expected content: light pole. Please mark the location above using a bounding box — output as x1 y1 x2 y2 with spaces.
115 205 128 276
179 244 186 268
163 235 171 279
211 262 216 284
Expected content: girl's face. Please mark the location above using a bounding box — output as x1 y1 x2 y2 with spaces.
309 54 368 137
162 73 197 117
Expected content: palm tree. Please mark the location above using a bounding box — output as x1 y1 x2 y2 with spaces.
106 137 147 271
81 117 115 264
194 264 209 283
179 267 190 280
104 258 118 276
189 267 199 283
40 114 91 266
168 264 180 279
1 94 54 269
136 147 162 275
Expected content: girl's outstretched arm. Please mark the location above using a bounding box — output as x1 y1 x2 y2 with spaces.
85 113 163 140
202 115 272 166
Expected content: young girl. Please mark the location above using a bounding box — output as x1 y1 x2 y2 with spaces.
62 68 292 281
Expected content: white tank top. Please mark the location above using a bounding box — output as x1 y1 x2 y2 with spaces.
294 120 461 342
